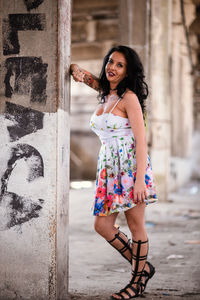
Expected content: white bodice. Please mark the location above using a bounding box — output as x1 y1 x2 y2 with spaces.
90 98 134 143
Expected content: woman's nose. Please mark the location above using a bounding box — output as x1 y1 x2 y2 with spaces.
110 64 116 71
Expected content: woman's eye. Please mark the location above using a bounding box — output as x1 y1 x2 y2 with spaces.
118 64 123 67
108 59 113 64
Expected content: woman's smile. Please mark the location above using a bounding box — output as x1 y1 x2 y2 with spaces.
107 71 115 77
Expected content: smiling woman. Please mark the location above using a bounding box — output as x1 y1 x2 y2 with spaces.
70 45 158 300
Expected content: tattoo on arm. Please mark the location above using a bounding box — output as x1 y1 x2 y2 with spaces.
82 69 100 92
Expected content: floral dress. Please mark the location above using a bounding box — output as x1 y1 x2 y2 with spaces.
90 96 158 216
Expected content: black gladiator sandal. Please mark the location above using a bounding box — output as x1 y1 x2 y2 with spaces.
107 230 155 295
107 229 132 264
110 239 148 299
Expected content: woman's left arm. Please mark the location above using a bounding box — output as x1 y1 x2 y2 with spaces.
70 64 100 91
123 92 148 203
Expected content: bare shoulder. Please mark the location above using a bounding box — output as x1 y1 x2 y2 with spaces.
122 90 141 110
123 90 138 101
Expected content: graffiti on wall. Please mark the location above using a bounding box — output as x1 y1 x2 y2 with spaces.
24 0 45 11
4 57 47 102
0 4 48 231
5 102 44 141
0 103 45 231
0 143 44 231
3 14 46 55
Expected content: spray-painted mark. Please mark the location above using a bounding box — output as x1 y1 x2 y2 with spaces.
0 144 44 231
0 192 44 230
24 0 45 11
5 102 44 141
1 144 44 192
4 57 47 103
3 14 46 55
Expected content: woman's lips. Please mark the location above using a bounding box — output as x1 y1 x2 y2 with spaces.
107 71 115 77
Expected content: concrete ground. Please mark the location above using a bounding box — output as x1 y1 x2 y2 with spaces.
69 181 200 300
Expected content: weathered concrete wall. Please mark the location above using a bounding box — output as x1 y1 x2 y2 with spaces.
169 0 196 191
149 0 172 201
0 0 71 299
119 0 150 76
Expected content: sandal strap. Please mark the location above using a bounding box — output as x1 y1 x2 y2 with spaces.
112 292 126 299
132 253 147 261
140 262 155 294
126 283 138 294
131 239 149 283
107 230 132 263
132 270 143 276
121 289 132 298
132 239 148 244
108 230 131 249
119 283 139 298
146 261 155 275
133 239 142 280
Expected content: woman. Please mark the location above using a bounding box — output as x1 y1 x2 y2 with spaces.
70 45 158 299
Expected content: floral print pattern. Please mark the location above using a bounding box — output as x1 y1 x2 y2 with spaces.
90 104 158 216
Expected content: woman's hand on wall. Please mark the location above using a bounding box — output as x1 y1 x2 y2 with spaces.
70 64 100 92
70 64 85 82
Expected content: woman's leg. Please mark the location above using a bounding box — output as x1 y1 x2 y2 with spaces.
125 203 154 284
111 203 148 299
94 212 132 262
125 203 148 277
125 203 147 241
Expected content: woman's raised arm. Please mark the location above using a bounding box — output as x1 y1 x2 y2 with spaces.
70 64 100 92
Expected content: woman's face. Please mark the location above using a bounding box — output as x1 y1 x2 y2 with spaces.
105 51 127 87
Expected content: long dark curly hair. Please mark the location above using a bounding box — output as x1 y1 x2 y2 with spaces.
99 45 148 115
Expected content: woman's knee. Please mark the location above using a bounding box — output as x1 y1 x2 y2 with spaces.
128 220 145 235
94 216 116 240
94 218 105 235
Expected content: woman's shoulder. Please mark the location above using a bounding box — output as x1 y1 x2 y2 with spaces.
121 89 141 111
122 89 138 102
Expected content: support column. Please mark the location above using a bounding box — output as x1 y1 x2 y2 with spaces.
0 0 71 299
119 0 150 75
57 0 71 299
149 0 172 201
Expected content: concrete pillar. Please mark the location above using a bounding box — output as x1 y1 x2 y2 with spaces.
0 0 71 299
119 0 172 200
149 0 172 201
119 0 150 75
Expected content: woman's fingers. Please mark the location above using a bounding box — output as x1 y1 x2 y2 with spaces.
134 191 141 203
134 189 148 203
133 191 138 202
144 189 148 200
137 192 142 203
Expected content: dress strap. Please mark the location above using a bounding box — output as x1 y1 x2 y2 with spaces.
109 92 126 114
109 98 121 114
